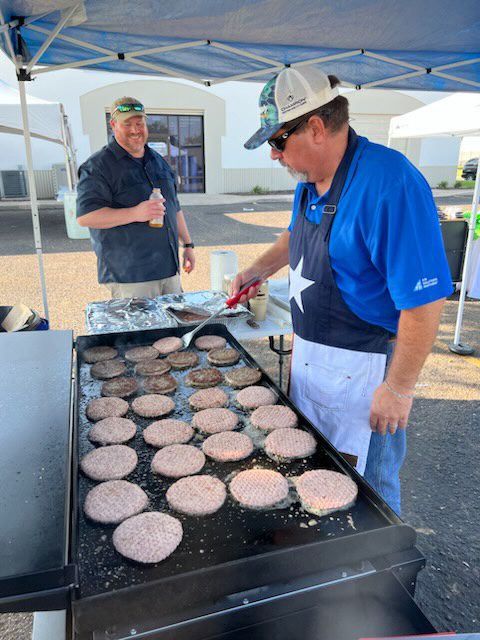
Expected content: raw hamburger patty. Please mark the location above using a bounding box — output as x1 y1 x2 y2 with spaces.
207 348 241 366
250 405 298 431
230 469 289 509
225 367 262 388
83 345 118 364
113 512 183 564
84 480 148 524
151 444 205 478
166 351 199 370
236 385 277 410
194 335 227 351
135 359 171 377
125 346 159 363
153 336 183 355
189 388 229 410
143 373 177 394
166 475 226 515
192 408 239 434
91 359 126 380
88 417 137 445
264 428 316 460
131 394 175 418
86 397 129 421
295 469 358 516
202 431 253 462
80 445 137 481
101 376 138 398
143 419 194 447
185 368 224 388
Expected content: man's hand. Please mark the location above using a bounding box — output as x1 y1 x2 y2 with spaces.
132 198 165 223
370 382 413 435
230 269 263 304
183 247 195 274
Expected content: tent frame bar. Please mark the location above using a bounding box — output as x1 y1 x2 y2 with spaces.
5 14 478 89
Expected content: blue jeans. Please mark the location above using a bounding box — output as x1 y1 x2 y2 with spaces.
363 342 406 515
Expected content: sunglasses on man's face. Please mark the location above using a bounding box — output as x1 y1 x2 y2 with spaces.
113 103 145 115
268 117 308 152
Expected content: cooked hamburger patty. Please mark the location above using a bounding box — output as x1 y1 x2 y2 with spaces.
113 512 183 564
143 419 194 448
189 388 229 410
83 345 118 364
230 469 289 509
295 469 358 516
192 408 239 434
135 359 171 377
207 348 241 366
194 335 227 351
88 417 137 445
131 394 175 418
91 359 126 380
236 385 277 410
151 444 205 478
166 475 226 515
225 367 262 388
250 405 298 431
80 445 137 481
101 376 138 398
202 431 253 462
185 368 224 388
84 480 148 524
86 397 129 422
264 428 316 460
124 346 159 363
143 373 177 394
153 336 183 355
166 351 199 370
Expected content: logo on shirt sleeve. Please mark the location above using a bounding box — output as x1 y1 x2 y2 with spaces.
414 277 439 292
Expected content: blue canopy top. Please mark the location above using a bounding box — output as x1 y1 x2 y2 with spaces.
0 0 479 91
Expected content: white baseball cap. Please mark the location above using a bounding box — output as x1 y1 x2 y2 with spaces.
244 66 339 150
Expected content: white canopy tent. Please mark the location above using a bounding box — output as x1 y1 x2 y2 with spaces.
389 93 480 355
0 1 479 324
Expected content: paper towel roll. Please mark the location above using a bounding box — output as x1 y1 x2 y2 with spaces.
210 250 239 291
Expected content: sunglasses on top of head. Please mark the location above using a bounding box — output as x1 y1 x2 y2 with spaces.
113 103 145 115
268 117 309 152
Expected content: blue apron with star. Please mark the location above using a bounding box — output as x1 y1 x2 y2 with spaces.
288 128 392 474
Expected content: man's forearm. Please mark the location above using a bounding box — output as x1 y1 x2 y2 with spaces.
176 210 192 245
250 230 290 279
386 298 445 393
77 207 137 229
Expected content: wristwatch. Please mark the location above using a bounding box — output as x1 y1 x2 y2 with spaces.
183 242 195 249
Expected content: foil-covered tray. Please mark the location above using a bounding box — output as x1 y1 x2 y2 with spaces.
160 290 252 326
85 297 177 334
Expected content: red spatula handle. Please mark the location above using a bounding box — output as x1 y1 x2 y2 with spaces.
225 278 261 308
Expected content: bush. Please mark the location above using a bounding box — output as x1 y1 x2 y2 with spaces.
251 184 270 195
454 181 462 189
436 180 449 189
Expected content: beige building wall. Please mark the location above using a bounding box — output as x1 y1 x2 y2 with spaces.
79 80 226 194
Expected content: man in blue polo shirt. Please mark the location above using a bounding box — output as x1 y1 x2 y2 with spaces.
76 96 195 298
232 66 452 514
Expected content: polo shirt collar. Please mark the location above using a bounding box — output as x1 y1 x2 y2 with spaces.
108 137 152 162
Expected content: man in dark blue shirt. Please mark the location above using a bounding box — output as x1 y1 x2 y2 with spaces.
76 96 195 298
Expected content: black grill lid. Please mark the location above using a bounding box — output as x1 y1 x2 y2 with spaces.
0 330 75 611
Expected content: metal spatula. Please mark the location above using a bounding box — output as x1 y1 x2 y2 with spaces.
181 277 261 348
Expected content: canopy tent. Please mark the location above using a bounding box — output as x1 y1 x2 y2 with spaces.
0 0 479 324
389 94 480 354
0 78 77 182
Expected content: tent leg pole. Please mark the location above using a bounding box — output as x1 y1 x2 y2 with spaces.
449 161 480 355
18 77 50 322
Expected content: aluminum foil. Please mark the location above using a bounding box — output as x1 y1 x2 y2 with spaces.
85 297 177 334
160 290 252 326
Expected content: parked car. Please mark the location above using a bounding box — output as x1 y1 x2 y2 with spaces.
461 157 478 180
